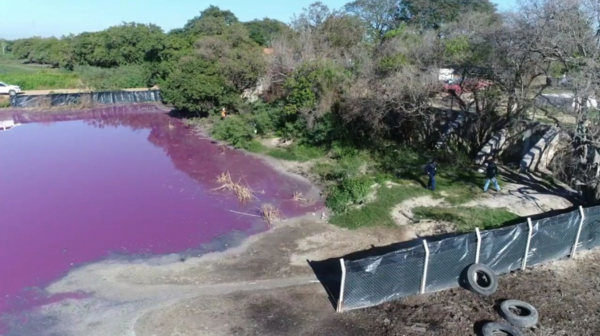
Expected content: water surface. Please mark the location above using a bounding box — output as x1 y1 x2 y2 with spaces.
0 105 320 320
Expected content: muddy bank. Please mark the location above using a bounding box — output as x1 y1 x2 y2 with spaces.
9 217 600 335
5 216 414 336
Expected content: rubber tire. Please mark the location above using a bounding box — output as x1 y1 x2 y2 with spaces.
464 263 498 296
500 299 539 328
8 90 16 97
481 322 523 336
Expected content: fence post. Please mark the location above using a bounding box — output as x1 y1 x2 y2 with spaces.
420 240 430 294
337 258 346 313
522 218 533 270
572 206 586 257
475 228 482 264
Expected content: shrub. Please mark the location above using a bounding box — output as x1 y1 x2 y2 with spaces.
326 176 373 213
211 115 255 148
251 102 283 135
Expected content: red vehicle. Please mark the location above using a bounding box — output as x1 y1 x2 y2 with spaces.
443 78 491 95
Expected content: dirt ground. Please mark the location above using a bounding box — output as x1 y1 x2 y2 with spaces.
136 252 600 336
7 208 600 336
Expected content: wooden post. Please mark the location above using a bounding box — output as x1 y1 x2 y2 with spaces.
337 258 346 313
522 218 533 269
420 240 430 294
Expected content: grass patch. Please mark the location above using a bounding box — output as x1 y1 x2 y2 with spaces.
0 97 10 108
330 186 428 229
413 206 520 232
0 57 81 90
266 145 325 162
241 139 324 162
326 176 374 213
0 71 81 90
431 172 486 205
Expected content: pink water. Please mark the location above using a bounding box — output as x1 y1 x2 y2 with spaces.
0 105 320 326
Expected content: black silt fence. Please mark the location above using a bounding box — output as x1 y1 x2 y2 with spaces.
339 206 590 311
10 90 161 108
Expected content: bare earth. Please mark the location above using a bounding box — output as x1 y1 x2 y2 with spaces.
9 212 600 336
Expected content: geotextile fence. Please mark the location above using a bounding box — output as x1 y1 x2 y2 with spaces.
10 90 161 108
337 206 596 312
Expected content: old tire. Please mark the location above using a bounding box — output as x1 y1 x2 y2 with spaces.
481 322 523 336
8 90 16 97
500 300 539 328
464 263 498 296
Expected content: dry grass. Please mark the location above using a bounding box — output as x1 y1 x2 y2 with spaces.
217 172 233 184
260 204 285 226
214 171 257 203
292 191 309 203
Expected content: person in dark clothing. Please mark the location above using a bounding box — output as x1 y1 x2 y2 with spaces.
484 159 501 192
425 159 438 191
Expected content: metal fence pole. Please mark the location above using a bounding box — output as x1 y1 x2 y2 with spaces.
571 206 586 257
337 258 346 313
420 240 430 294
475 228 482 264
522 218 533 269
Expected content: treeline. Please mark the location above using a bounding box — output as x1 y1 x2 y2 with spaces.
5 6 288 89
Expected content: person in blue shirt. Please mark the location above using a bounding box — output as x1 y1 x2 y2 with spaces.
425 159 438 191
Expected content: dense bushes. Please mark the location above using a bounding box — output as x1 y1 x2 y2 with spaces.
76 65 151 90
211 115 256 148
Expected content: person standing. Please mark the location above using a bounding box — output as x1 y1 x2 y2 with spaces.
484 159 501 192
425 159 438 191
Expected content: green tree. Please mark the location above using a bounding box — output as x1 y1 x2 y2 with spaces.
344 0 400 41
71 23 166 67
161 56 230 113
399 0 497 29
183 6 239 36
163 12 265 114
244 18 289 46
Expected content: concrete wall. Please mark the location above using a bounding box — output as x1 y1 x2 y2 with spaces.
520 127 560 172
476 129 507 168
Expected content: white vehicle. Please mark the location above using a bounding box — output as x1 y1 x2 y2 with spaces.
0 82 22 96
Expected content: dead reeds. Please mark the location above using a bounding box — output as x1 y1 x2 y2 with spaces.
214 172 257 203
260 204 284 226
292 191 309 203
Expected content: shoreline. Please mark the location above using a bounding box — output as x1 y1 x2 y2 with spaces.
187 119 326 207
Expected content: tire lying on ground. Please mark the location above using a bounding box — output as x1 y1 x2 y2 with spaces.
500 299 539 328
464 263 498 296
481 322 523 336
